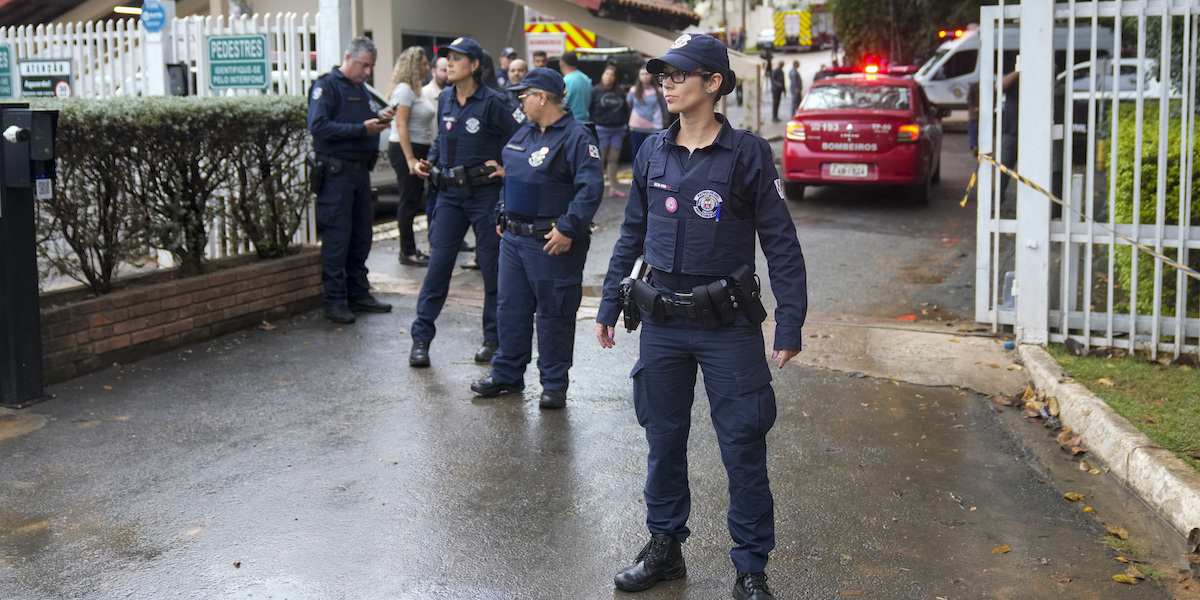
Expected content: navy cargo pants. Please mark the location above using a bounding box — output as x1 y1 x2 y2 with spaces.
631 312 778 573
489 232 590 391
316 168 373 307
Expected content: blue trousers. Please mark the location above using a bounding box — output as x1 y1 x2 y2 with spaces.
489 232 589 391
315 169 373 306
631 314 777 573
410 186 501 344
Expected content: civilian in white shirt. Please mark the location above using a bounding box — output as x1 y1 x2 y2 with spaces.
387 47 438 266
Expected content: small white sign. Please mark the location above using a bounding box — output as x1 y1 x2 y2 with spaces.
35 179 52 200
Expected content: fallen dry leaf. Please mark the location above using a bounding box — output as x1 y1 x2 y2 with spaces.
1068 446 1087 456
103 385 113 390
1112 573 1139 584
838 592 863 596
1064 492 1086 502
993 545 1013 554
1141 414 1157 424
258 321 276 331
1107 526 1129 540
1097 377 1114 387
1125 565 1145 579
1050 573 1072 583
1115 556 1130 563
1056 431 1082 446
1047 397 1060 416
1079 461 1092 471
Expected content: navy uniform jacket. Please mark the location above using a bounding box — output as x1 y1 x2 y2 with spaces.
499 111 603 240
598 115 808 350
429 82 522 197
307 66 382 160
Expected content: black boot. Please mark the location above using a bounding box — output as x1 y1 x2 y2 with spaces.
733 571 775 600
613 533 686 592
409 340 430 368
324 304 355 324
474 339 499 363
469 377 524 397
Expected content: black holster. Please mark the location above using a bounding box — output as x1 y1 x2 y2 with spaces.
618 277 641 332
730 264 768 323
306 153 326 194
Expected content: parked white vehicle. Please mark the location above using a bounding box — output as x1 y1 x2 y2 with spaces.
915 24 1115 109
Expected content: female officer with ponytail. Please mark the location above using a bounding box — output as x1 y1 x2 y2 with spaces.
410 37 521 368
468 67 603 409
595 34 807 600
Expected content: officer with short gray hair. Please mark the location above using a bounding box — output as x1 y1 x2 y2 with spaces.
308 36 395 324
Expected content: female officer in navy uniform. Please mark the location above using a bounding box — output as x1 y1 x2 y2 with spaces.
595 34 807 600
467 67 603 409
410 37 522 368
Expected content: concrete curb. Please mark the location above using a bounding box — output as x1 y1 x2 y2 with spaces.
1020 344 1200 540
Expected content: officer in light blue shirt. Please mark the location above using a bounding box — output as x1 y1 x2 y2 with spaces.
468 68 603 409
596 34 807 600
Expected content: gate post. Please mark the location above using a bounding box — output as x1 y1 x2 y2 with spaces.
317 0 352 74
1014 1 1053 344
143 0 177 96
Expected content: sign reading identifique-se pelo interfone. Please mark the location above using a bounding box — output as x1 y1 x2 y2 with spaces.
208 34 269 90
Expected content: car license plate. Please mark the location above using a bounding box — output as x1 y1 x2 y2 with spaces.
829 163 869 178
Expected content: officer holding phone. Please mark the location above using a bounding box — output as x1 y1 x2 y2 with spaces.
308 36 396 324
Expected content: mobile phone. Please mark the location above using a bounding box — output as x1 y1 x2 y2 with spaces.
376 116 393 124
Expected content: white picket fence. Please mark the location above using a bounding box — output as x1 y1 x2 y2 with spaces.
0 13 317 98
2 13 322 265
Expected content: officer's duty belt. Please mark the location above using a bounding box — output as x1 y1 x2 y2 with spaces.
432 164 497 190
506 218 557 237
317 154 372 172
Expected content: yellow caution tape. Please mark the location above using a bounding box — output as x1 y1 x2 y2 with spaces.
966 152 1200 282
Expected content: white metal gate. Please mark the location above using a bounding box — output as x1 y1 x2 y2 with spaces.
976 0 1200 358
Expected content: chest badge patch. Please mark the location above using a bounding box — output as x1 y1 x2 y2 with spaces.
665 197 678 213
693 190 723 219
445 121 453 132
465 117 481 134
588 144 601 159
311 86 323 101
774 178 785 199
528 147 549 167
513 108 525 123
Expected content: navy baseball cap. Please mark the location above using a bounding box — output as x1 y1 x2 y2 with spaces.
507 67 565 96
648 33 730 77
647 33 736 95
438 37 483 62
501 46 518 58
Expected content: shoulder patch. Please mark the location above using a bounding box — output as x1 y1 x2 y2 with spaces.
774 178 784 199
588 144 601 159
311 86 323 101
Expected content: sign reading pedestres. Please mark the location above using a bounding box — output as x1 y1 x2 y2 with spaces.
19 59 72 97
208 34 269 90
0 45 13 98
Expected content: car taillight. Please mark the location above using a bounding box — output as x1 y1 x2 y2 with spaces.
786 121 806 141
897 124 920 143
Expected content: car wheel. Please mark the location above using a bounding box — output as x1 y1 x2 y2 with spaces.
783 182 805 201
909 175 931 206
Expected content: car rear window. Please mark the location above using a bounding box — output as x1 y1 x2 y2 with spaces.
803 84 912 111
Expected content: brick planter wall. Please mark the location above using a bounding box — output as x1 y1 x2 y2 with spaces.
39 246 323 383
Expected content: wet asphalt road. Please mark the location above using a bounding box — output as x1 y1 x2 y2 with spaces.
0 119 1182 598
0 304 1172 599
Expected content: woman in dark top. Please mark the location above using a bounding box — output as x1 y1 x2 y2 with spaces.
589 64 630 198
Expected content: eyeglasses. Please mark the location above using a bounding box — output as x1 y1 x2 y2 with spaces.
517 92 541 104
656 70 713 84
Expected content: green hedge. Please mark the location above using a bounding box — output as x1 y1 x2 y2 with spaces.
30 95 311 293
1110 101 1200 318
